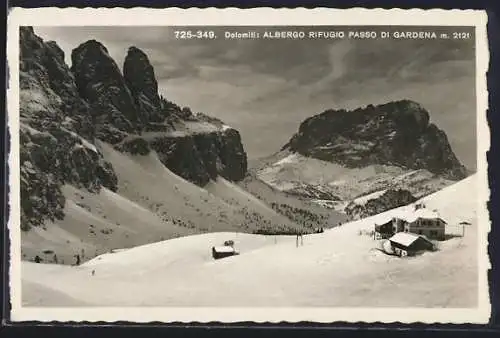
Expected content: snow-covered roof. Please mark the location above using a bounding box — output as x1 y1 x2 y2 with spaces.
212 246 235 253
399 208 445 223
373 206 446 227
389 232 421 247
389 232 431 247
374 216 393 226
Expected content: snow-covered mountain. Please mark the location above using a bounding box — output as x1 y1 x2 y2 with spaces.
22 174 479 308
19 27 309 264
254 101 470 217
283 100 468 180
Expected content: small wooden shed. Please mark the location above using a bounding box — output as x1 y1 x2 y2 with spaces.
212 246 238 260
388 232 434 257
374 219 394 239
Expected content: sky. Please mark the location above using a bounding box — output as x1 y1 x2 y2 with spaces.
34 26 477 170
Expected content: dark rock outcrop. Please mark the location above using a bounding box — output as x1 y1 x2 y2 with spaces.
283 100 467 180
118 128 247 186
214 128 248 182
123 46 164 123
19 27 94 141
19 27 118 230
153 136 214 186
71 40 140 136
345 189 418 220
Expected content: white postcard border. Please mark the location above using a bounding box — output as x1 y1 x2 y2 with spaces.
6 7 491 324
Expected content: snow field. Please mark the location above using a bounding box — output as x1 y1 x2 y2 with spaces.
22 175 479 308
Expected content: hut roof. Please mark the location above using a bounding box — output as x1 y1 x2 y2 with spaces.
389 232 431 248
212 246 235 253
394 208 447 224
375 218 393 227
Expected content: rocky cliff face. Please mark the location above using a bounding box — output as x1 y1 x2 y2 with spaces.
70 37 247 186
71 40 142 138
123 46 164 123
19 27 248 230
19 27 118 230
283 100 467 180
148 129 247 185
116 128 247 186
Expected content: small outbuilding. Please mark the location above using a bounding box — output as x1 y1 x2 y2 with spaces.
212 246 239 260
374 219 394 239
388 232 435 257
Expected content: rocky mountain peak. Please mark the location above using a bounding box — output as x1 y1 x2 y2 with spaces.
375 99 430 132
19 27 118 230
19 26 94 140
72 39 110 61
123 46 163 122
71 39 140 135
70 40 115 82
19 27 249 232
45 40 65 61
284 100 467 180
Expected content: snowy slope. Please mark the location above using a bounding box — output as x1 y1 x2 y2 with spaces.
22 141 299 264
21 183 195 266
99 141 298 232
205 177 276 214
22 175 479 308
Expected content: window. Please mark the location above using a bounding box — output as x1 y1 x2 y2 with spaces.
418 230 423 235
